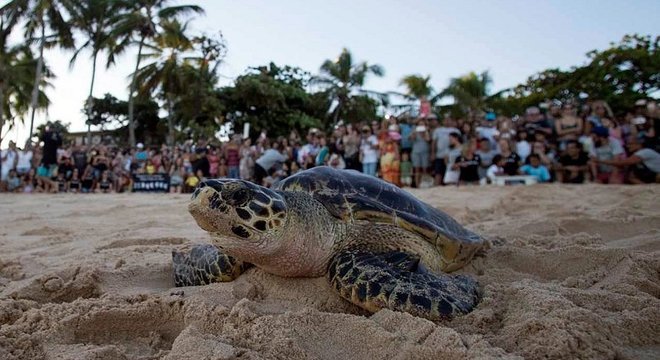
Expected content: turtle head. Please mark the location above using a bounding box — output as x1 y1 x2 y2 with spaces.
188 179 288 241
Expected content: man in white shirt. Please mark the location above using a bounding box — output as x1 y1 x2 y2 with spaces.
1 141 18 182
431 118 460 185
16 145 34 176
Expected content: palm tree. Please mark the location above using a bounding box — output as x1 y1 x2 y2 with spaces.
400 74 433 100
133 19 199 146
1 0 74 146
110 0 204 147
315 48 384 123
440 71 493 117
397 74 447 117
67 0 123 145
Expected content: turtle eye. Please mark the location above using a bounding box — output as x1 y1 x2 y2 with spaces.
230 188 251 206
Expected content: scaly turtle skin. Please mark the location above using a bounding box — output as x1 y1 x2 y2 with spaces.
174 167 488 320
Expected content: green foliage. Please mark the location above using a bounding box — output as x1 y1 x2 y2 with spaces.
36 119 69 139
495 34 659 116
440 71 493 117
87 93 165 144
218 63 324 138
315 48 384 124
400 74 433 100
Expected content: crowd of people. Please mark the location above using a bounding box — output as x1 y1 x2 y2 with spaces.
1 98 659 194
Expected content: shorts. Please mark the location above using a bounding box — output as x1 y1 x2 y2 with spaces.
400 176 412 186
411 152 429 168
633 166 657 183
170 175 183 186
433 159 446 177
37 165 50 177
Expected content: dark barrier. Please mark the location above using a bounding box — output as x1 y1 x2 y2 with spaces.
132 173 170 193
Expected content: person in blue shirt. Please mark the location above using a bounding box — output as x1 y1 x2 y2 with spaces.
520 153 551 182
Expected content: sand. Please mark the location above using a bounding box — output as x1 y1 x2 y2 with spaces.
0 184 658 359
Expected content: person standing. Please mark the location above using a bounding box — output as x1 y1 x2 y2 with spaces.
41 125 62 173
409 118 431 186
431 117 460 185
224 135 241 179
359 125 380 177
1 141 18 185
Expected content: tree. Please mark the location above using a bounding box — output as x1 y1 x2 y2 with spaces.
315 48 384 124
67 0 123 144
110 0 204 147
0 43 52 145
218 63 324 138
35 119 69 140
440 71 493 118
88 93 164 144
395 74 446 117
400 74 433 100
1 0 75 146
500 34 659 115
133 19 198 146
172 32 226 139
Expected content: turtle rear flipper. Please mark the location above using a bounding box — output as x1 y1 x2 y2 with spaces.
172 244 248 287
327 250 481 321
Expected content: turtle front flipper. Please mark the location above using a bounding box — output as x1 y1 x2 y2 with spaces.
172 244 249 287
327 250 481 321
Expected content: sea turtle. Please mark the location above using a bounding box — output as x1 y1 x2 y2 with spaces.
173 166 488 320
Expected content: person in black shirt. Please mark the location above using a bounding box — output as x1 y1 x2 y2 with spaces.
58 156 75 180
455 145 482 184
192 148 211 178
498 139 521 175
69 168 81 193
556 140 589 183
71 145 88 175
41 125 62 167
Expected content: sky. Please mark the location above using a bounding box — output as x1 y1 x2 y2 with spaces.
2 0 659 147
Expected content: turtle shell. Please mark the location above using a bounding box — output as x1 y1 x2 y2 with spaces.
274 166 487 271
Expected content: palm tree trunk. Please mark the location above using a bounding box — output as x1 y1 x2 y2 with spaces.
27 25 45 147
85 51 98 146
0 83 5 145
127 36 145 148
166 95 174 146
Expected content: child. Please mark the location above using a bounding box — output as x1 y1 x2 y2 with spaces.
217 157 229 178
184 170 201 193
69 168 81 193
95 170 113 193
520 153 551 182
56 172 68 193
399 152 413 187
486 154 506 183
6 169 22 193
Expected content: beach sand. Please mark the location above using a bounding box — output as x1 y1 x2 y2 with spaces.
0 184 658 359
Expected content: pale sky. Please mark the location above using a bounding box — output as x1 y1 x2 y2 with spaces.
2 0 659 147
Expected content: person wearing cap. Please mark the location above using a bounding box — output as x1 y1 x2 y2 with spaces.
592 136 660 184
589 126 624 184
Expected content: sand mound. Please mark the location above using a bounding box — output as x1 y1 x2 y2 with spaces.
0 185 658 359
